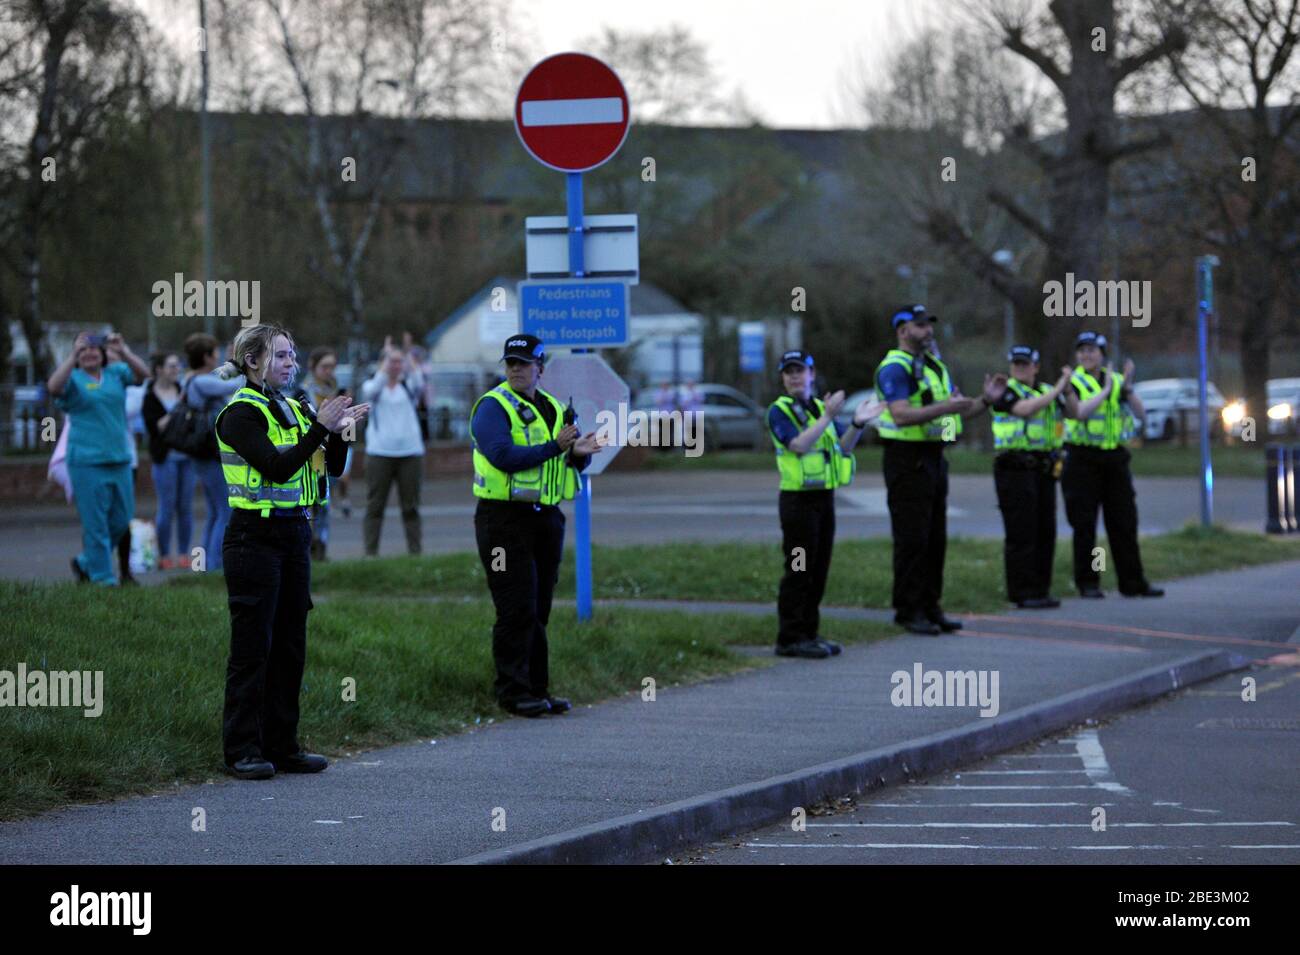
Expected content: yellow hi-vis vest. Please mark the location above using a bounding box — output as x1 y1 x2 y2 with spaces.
215 386 322 514
992 379 1062 451
768 395 856 491
873 348 963 442
470 384 577 505
1064 368 1128 450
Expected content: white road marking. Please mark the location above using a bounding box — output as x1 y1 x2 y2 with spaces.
313 820 343 825
1227 845 1300 849
863 802 1114 808
806 821 1292 829
958 770 1089 775
520 97 623 127
1003 754 1082 759
745 842 1184 851
1063 728 1131 793
923 785 1102 790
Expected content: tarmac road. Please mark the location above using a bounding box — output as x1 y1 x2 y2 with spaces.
677 664 1300 865
0 470 1267 582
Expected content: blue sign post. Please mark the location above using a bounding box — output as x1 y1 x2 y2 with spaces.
1196 255 1219 529
567 173 595 622
513 53 633 624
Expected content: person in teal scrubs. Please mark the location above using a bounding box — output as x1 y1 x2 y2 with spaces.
48 332 148 584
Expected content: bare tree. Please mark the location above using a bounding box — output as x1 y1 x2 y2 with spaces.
230 0 525 349
581 24 759 125
1158 0 1300 423
0 0 150 384
857 0 1190 360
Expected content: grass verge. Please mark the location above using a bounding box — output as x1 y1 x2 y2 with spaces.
641 442 1271 478
217 524 1300 615
0 581 889 820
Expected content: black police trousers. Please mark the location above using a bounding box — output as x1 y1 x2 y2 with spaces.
882 440 949 620
994 452 1058 603
777 489 835 646
1060 444 1150 594
474 499 565 704
222 514 312 765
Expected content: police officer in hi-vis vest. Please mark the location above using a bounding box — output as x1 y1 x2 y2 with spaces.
214 324 369 780
470 335 605 717
767 350 880 659
875 305 1007 635
989 346 1072 609
1061 331 1163 599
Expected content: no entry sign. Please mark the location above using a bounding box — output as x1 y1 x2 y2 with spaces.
514 52 630 173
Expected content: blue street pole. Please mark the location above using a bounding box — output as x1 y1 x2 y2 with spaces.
1196 256 1219 528
567 172 594 621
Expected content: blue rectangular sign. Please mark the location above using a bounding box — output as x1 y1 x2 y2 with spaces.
739 327 766 373
519 280 629 347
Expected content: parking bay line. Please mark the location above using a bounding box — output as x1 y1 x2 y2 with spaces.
863 802 1116 808
956 770 1089 775
743 842 1300 851
805 821 1293 829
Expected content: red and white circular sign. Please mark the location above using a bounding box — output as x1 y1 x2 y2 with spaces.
514 52 631 173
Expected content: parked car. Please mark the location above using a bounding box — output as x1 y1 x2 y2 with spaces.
1130 378 1225 441
633 383 766 450
1264 378 1300 436
1220 378 1300 438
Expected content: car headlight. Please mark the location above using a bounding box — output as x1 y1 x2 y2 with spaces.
1221 401 1246 426
1267 402 1292 421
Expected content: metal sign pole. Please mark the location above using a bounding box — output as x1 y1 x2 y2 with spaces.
567 172 594 621
1196 255 1219 528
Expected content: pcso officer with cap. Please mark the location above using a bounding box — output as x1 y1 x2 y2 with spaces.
989 346 1072 609
469 334 605 717
1061 331 1163 599
767 350 880 659
875 305 1007 635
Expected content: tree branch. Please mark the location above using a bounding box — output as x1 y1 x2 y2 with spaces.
987 188 1053 245
1114 25 1189 82
1001 25 1068 96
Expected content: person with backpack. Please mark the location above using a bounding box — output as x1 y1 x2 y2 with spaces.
182 333 243 571
142 352 197 570
360 335 425 556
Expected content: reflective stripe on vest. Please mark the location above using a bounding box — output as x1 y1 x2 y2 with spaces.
469 384 577 505
873 349 963 442
215 387 320 513
992 380 1061 451
1065 368 1125 449
768 395 855 491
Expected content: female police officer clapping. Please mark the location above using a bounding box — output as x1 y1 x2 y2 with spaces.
213 324 369 780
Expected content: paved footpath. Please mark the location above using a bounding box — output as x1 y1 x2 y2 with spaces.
0 561 1295 865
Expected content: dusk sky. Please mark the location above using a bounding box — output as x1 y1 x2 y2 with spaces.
135 0 952 128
